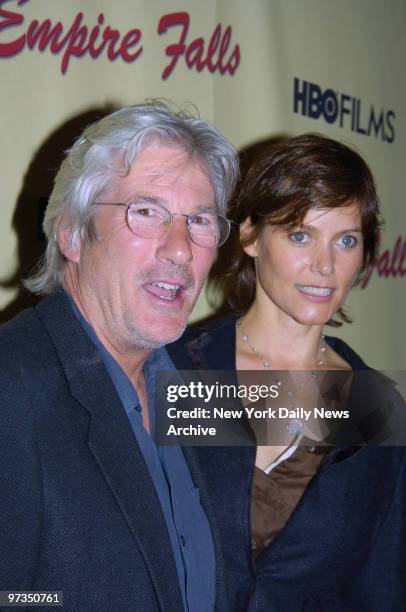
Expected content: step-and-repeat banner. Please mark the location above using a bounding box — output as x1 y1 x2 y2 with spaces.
1 0 405 367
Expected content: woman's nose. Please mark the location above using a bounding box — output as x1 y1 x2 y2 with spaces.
310 244 335 275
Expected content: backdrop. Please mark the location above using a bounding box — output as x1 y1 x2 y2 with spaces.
1 0 405 368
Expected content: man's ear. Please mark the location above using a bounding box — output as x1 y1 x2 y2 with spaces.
57 225 80 263
240 218 258 258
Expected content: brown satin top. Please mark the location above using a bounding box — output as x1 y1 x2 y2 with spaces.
251 445 329 559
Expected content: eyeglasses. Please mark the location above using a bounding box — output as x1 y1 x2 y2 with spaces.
93 201 232 248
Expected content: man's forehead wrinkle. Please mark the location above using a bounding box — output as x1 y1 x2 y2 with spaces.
133 143 207 176
128 164 194 190
104 143 215 214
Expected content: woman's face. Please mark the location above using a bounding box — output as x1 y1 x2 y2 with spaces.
242 203 364 326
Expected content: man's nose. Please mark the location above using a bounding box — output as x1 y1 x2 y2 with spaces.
310 243 335 275
156 217 193 266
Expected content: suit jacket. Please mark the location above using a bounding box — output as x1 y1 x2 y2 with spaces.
0 291 229 612
168 315 406 612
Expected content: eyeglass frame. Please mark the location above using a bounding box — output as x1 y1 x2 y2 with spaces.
92 201 234 247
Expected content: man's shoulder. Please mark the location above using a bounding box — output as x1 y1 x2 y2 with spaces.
0 291 78 376
0 305 61 408
0 305 44 361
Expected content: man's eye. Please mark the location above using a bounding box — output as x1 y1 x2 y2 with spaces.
190 214 210 226
130 205 162 218
289 231 309 244
338 235 357 247
134 207 156 216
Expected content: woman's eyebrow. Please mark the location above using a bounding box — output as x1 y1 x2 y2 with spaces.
299 223 363 233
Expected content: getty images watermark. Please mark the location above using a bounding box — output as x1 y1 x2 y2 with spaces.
154 370 406 446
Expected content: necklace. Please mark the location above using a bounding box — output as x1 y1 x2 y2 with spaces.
236 319 327 460
236 319 326 395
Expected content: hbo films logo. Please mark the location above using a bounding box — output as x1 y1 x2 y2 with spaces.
293 78 395 143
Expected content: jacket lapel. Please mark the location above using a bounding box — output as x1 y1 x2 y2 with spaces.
35 292 184 612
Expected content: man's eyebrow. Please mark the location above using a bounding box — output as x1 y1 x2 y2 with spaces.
191 204 217 213
127 194 165 205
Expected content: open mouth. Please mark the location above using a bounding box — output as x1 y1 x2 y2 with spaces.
295 284 334 297
145 281 183 301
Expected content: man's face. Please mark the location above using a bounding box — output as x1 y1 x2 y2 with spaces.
62 143 216 354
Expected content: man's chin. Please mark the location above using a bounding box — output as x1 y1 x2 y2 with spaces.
127 316 188 351
155 318 188 346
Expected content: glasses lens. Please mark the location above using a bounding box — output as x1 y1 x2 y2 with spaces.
125 203 231 247
127 202 168 238
188 213 230 247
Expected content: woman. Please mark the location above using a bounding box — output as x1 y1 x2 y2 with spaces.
168 134 406 611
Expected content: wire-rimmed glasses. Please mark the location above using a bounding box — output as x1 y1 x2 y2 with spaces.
93 201 232 248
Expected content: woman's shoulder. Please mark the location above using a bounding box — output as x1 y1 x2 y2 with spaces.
325 338 406 445
170 321 371 371
324 335 369 370
167 314 238 370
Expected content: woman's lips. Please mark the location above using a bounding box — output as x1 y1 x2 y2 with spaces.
295 284 335 302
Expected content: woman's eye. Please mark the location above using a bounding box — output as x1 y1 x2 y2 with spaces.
338 235 357 247
289 231 309 244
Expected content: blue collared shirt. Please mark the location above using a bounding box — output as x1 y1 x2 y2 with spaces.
69 299 215 612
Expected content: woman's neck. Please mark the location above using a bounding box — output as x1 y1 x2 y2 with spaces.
237 303 325 370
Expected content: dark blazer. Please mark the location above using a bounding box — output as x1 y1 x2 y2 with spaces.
168 315 406 612
0 291 229 612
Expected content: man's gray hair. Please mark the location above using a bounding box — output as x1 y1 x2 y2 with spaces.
25 101 239 294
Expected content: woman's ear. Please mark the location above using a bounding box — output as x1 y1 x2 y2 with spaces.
57 224 80 263
240 218 258 258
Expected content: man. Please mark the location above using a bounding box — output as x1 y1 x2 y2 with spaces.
0 102 239 611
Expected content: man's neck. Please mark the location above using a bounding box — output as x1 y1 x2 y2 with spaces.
64 283 151 380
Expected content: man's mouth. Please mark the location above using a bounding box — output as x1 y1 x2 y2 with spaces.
295 285 334 297
145 281 183 301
